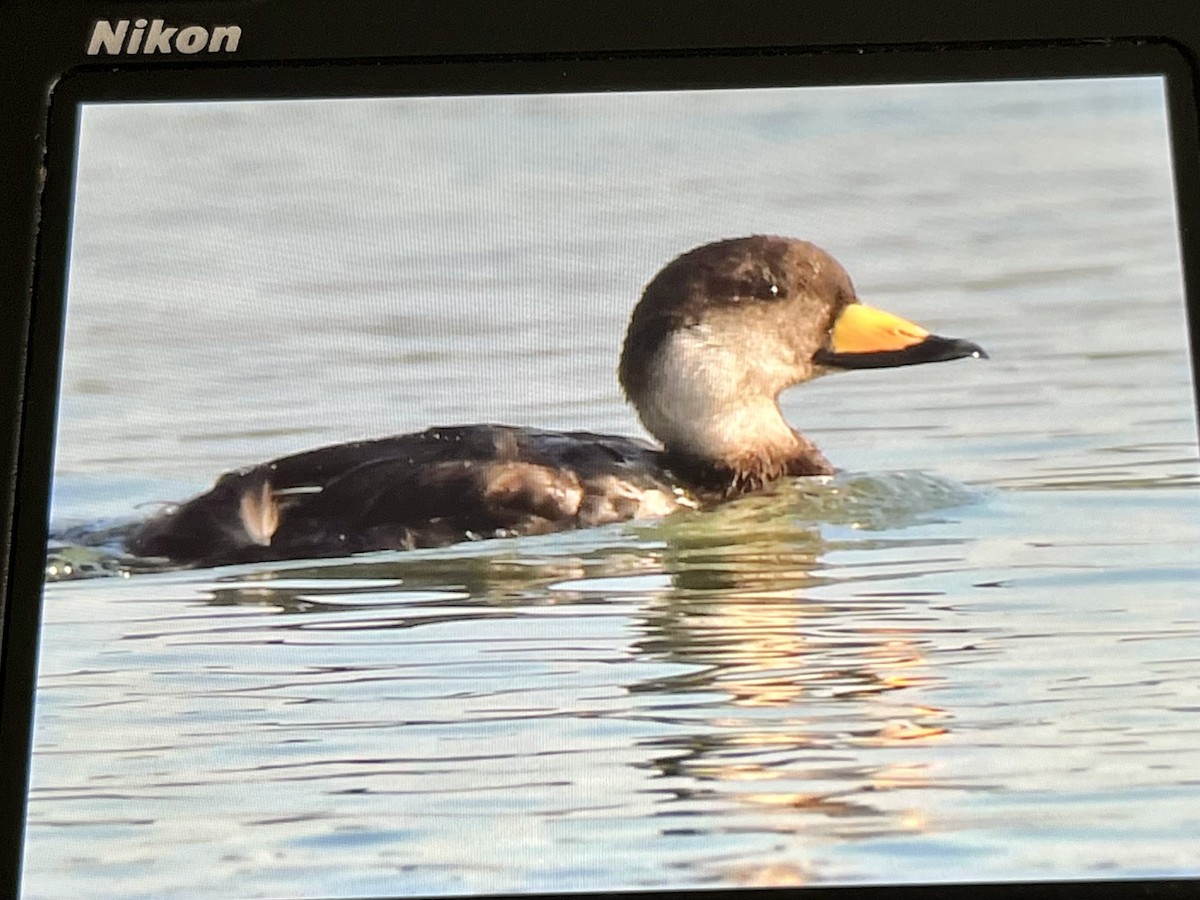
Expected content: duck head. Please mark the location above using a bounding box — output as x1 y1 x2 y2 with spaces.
618 235 986 488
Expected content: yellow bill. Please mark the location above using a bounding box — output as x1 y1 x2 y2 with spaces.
815 303 987 369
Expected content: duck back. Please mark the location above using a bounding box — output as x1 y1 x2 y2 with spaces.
127 425 692 566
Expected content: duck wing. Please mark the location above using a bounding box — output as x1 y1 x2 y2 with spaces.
127 425 692 566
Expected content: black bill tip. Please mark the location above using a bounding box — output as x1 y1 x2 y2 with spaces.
814 335 988 370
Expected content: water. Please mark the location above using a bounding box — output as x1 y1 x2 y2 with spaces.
22 77 1200 898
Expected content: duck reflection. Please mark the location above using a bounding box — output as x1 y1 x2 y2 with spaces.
622 485 955 867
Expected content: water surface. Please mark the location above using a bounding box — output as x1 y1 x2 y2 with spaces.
24 77 1200 899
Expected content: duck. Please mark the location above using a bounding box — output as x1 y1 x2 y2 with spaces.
127 235 986 566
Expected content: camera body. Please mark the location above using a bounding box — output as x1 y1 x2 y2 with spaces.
2 4 1199 900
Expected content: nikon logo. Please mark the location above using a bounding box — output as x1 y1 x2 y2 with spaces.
86 18 242 55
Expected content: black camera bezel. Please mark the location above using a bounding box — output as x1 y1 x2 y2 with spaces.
3 4 1200 900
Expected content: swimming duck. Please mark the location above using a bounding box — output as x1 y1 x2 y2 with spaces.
128 236 985 566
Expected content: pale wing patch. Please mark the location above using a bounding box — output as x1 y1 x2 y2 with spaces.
634 489 686 518
580 476 694 524
239 481 281 546
484 462 585 520
669 486 702 511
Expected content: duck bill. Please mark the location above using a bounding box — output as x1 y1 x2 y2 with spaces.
813 303 987 370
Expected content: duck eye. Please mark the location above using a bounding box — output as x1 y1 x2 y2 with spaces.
726 274 787 303
751 280 785 301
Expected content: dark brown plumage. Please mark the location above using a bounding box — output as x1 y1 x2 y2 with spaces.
619 236 856 400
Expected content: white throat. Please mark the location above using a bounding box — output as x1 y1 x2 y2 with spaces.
632 326 802 460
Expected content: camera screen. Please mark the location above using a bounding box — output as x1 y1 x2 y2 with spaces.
25 75 1199 898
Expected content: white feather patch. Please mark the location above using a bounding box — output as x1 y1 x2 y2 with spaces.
239 481 280 546
636 327 800 459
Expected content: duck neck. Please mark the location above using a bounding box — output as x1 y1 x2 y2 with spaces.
624 324 835 495
639 394 834 496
